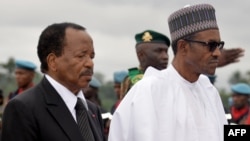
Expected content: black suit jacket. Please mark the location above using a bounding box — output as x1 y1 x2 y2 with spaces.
1 77 106 141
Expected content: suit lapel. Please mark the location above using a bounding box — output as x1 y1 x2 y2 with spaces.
41 77 84 141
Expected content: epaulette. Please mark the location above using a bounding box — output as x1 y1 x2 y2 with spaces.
128 67 144 85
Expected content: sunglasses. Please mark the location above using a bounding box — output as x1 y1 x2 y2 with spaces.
184 39 224 52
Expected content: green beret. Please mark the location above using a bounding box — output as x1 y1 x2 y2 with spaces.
135 30 170 46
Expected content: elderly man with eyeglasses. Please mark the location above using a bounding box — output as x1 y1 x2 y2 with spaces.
108 3 228 141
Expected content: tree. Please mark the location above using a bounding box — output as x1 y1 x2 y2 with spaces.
219 88 231 113
93 72 105 84
0 57 16 97
229 70 250 85
99 80 116 111
0 57 15 79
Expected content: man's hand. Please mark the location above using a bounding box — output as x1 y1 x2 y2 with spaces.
218 48 245 67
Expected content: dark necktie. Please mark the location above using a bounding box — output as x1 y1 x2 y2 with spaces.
75 98 95 141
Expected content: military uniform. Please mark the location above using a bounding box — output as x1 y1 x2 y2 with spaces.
120 67 143 99
119 30 170 100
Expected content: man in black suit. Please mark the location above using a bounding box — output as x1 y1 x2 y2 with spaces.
1 22 106 141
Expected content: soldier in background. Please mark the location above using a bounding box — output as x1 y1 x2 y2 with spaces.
111 70 128 114
8 59 37 100
229 83 250 125
120 30 170 100
83 76 102 106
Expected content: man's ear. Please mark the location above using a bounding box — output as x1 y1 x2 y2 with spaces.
177 39 189 55
47 53 57 72
136 45 144 62
137 50 144 61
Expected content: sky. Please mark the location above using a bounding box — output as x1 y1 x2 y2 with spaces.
1 0 249 92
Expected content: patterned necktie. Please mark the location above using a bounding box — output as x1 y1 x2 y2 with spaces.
75 98 95 141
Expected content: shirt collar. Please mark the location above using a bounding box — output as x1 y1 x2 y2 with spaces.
45 74 88 111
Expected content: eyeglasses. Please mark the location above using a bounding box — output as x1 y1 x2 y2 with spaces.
184 39 224 52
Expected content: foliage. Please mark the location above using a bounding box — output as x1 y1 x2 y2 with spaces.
0 57 15 76
219 70 250 113
92 73 116 112
99 81 116 112
1 57 250 114
229 70 250 85
219 88 231 113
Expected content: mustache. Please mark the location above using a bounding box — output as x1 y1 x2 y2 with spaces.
210 59 219 63
80 69 93 76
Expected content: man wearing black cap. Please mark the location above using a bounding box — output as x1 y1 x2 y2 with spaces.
109 4 227 141
8 59 37 100
119 30 170 99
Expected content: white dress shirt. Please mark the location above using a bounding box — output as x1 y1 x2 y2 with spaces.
45 74 88 122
